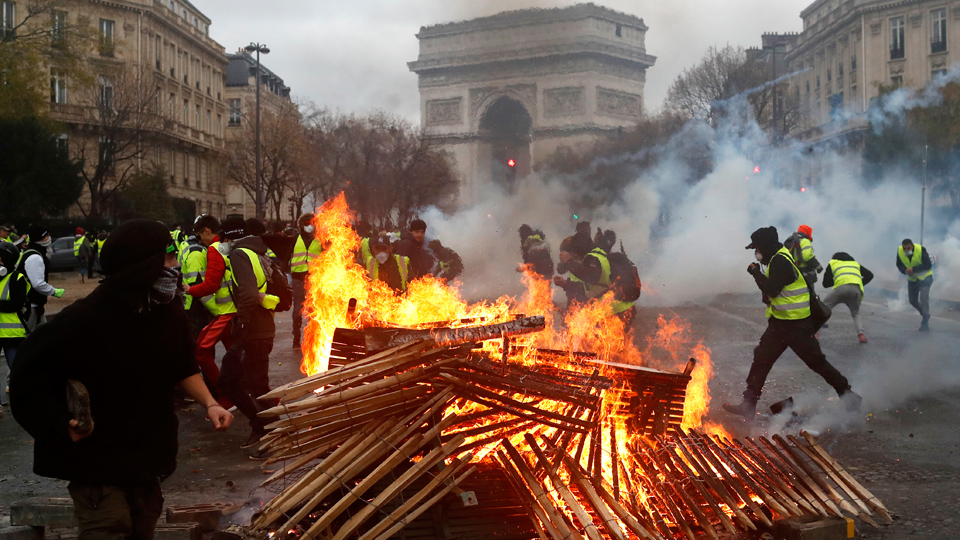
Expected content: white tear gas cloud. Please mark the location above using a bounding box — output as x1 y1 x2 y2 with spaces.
420 62 960 309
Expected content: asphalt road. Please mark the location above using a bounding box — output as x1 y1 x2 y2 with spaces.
1 275 959 539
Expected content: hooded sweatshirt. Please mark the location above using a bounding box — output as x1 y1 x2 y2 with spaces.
11 219 199 485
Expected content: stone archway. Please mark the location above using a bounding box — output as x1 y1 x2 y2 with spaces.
478 97 532 192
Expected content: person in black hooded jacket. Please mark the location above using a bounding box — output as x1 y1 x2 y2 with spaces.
11 219 233 540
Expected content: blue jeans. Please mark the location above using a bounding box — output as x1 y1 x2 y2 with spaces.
1 337 23 392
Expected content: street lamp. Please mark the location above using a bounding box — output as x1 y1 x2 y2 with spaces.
244 42 270 220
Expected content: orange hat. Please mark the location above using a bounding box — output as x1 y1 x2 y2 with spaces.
798 224 812 240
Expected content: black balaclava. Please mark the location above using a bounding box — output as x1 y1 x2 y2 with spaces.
746 226 781 265
100 219 172 302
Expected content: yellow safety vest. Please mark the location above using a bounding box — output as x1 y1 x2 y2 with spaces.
0 272 27 338
766 247 811 320
96 238 105 253
898 244 932 282
359 237 372 265
583 248 612 299
828 259 863 294
180 244 209 310
234 247 281 310
290 236 321 273
208 242 236 316
73 237 84 256
798 237 815 267
367 254 409 291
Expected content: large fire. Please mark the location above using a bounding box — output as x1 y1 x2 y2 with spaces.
296 193 726 524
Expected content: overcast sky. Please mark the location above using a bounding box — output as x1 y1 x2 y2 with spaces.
197 0 811 123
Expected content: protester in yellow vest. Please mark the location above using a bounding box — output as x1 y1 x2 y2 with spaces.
822 252 874 343
0 241 28 404
896 238 934 331
366 234 410 293
723 226 860 419
289 213 321 348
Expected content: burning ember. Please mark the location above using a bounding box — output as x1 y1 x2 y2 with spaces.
253 195 890 539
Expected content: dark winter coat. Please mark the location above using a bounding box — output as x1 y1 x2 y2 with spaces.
229 236 276 341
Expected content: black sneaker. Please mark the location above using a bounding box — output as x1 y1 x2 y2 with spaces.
841 389 862 412
241 427 268 449
919 318 930 332
722 400 757 417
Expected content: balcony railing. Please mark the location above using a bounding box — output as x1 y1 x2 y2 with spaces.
890 47 904 60
931 40 947 54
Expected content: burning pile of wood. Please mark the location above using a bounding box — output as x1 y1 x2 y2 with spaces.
249 317 890 540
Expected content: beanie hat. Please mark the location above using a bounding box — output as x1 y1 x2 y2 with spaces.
245 218 266 237
76 227 85 236
798 224 813 241
26 225 49 245
220 216 247 240
409 219 427 232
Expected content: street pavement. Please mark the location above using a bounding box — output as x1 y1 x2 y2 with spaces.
2 274 959 539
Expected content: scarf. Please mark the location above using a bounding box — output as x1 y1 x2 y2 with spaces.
149 267 183 305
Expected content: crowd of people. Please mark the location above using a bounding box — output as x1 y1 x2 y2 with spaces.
0 213 941 538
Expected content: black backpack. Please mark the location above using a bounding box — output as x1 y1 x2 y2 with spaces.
261 254 293 312
607 246 642 302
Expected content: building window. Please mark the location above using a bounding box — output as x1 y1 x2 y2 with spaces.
51 10 66 47
1 1 15 41
228 98 241 125
891 75 904 87
851 53 857 70
931 8 947 53
183 99 188 123
805 80 810 93
827 68 831 82
155 35 161 69
216 113 222 137
98 137 115 172
890 16 904 59
50 68 67 104
98 75 113 110
169 93 175 118
206 109 211 132
169 153 176 184
195 104 200 129
56 134 68 156
99 18 114 55
169 44 175 77
829 92 844 118
816 74 820 88
837 62 843 77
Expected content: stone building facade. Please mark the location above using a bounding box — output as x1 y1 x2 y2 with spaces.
223 51 293 220
785 0 960 138
408 4 656 203
32 0 231 219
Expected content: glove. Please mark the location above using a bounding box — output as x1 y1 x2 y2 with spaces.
747 263 762 277
54 288 65 298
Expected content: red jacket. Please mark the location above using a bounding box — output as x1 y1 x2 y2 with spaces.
188 245 226 298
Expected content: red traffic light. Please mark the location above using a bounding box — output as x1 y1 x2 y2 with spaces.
507 159 516 167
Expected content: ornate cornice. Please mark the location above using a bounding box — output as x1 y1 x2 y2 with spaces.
417 54 647 88
410 40 655 74
417 4 647 37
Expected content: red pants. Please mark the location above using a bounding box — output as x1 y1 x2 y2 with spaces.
195 313 236 407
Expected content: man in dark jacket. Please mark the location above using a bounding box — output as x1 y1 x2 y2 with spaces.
517 224 553 280
395 219 434 280
367 234 410 293
723 226 861 418
822 252 874 343
11 219 232 540
896 238 934 331
217 217 276 457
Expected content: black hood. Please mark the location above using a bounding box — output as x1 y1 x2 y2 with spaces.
831 252 855 261
99 219 170 301
232 235 269 256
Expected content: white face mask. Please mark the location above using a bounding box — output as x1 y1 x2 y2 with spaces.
375 252 389 264
755 250 763 262
218 241 231 256
303 225 315 234
904 250 914 257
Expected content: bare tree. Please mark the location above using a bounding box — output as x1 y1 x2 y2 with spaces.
72 65 173 219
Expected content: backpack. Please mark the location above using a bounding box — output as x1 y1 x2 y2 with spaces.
783 232 804 265
261 254 293 312
607 245 641 302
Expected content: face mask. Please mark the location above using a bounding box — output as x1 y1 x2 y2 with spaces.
755 250 763 262
218 241 231 256
303 225 315 234
375 252 389 264
904 250 914 257
149 267 182 305
36 238 52 248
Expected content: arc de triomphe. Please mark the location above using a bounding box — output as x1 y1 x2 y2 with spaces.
408 4 656 204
